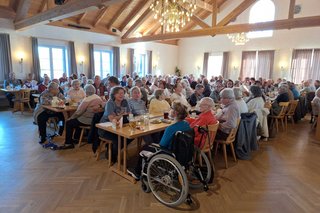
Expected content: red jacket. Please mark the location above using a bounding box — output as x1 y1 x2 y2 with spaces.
186 110 217 148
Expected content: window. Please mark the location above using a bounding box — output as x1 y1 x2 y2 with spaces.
290 49 320 83
134 53 147 77
94 50 113 78
38 46 68 79
247 0 275 38
207 53 224 77
240 50 275 79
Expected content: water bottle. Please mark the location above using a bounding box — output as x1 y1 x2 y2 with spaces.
144 113 150 128
3 80 6 89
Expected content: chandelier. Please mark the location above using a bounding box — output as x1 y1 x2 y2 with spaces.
150 0 197 33
227 32 249 45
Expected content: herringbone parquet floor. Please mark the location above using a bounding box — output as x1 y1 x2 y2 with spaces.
0 109 320 213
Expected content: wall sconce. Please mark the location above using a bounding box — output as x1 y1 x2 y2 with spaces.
17 52 24 64
19 58 23 64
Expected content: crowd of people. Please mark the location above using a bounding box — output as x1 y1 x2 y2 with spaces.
5 70 320 179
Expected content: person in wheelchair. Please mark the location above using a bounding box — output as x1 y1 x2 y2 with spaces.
185 97 217 148
127 102 191 180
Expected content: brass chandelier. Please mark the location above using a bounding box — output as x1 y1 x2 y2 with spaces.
227 32 249 45
150 0 197 33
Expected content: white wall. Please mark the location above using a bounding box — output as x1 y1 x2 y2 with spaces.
178 0 320 81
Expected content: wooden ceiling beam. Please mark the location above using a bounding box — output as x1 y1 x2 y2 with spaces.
212 0 217 26
196 0 213 12
288 0 296 19
191 15 211 28
38 0 47 13
121 15 320 43
106 0 132 29
0 6 16 19
77 12 87 24
15 0 32 22
49 19 118 36
93 6 109 27
118 0 149 32
15 0 127 30
121 2 152 39
9 0 18 11
218 0 257 27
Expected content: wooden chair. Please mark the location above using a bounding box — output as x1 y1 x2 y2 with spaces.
77 126 91 148
269 102 290 132
311 102 318 129
200 122 219 166
285 100 299 128
215 118 240 169
47 117 58 131
97 137 113 167
13 89 32 114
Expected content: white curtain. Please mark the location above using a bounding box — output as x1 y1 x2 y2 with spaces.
310 49 320 81
257 50 274 79
290 49 313 83
240 51 256 79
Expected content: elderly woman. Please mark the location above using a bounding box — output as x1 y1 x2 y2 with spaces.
150 78 159 94
233 87 248 114
181 79 193 99
186 97 217 148
188 84 204 107
81 76 87 88
215 88 240 140
33 82 65 144
158 80 171 99
149 89 171 115
246 85 265 112
98 86 131 163
128 86 147 115
61 85 104 149
125 77 133 95
127 102 191 180
67 79 86 104
171 82 191 110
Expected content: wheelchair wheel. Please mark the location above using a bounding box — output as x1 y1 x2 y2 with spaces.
141 176 151 193
188 150 213 189
147 154 189 207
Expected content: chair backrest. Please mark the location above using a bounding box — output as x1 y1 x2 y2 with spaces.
225 118 241 144
171 129 195 167
20 89 31 102
201 121 219 152
286 100 299 116
277 102 290 118
311 101 317 116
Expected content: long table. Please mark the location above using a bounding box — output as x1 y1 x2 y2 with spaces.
96 119 171 183
42 105 78 138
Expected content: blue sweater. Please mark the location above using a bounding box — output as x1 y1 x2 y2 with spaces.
159 120 191 149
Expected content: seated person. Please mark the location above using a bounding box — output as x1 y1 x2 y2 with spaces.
61 85 104 149
186 97 217 148
215 88 240 140
312 88 320 116
233 87 248 114
188 84 204 107
38 76 50 93
270 84 290 115
98 86 131 163
127 86 147 115
171 83 191 111
246 85 265 112
127 102 191 180
66 79 86 104
149 89 171 115
33 82 65 144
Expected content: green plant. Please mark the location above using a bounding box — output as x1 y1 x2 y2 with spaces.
175 66 181 76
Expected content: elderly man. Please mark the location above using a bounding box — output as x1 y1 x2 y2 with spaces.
215 88 240 140
189 84 204 107
33 82 65 144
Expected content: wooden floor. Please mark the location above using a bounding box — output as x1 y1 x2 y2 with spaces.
1 108 320 213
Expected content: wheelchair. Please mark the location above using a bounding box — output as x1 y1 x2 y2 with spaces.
140 128 214 207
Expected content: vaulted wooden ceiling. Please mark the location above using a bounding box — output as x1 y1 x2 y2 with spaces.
1 0 320 45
